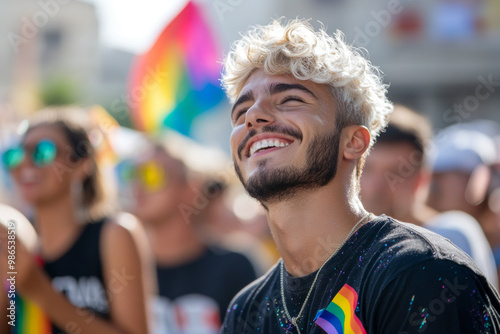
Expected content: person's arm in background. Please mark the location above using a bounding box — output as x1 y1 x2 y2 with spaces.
100 219 150 334
0 274 10 333
113 211 157 327
0 204 38 334
102 212 157 334
0 204 151 334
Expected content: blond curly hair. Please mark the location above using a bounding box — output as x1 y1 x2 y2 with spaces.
222 18 393 146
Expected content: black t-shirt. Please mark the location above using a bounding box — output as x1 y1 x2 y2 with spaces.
154 247 257 333
222 216 500 334
44 219 110 333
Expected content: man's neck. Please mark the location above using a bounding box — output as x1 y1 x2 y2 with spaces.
265 182 368 277
146 215 206 267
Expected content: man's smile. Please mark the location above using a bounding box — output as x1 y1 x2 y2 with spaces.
245 134 294 158
237 124 304 160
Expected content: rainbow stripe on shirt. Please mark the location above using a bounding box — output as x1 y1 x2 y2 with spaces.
314 284 366 334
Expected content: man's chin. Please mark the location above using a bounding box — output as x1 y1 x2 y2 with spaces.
235 129 341 203
244 166 305 203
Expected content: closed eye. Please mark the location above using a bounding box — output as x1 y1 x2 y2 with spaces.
233 108 248 123
280 95 306 104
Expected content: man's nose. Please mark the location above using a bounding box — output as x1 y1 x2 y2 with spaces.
245 103 275 130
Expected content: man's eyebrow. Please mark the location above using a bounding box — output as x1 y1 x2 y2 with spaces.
231 90 254 118
268 83 317 99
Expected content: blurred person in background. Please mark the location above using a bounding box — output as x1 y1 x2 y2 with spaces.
128 141 257 334
361 105 498 288
427 122 497 220
0 108 151 334
486 139 500 285
0 204 41 333
192 179 243 242
440 124 500 287
483 152 500 287
195 178 280 274
428 121 500 284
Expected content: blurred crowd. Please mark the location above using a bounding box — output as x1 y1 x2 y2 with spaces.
1 103 500 333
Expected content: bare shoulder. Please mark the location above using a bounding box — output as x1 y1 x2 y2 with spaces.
100 212 157 292
99 213 144 264
101 212 145 248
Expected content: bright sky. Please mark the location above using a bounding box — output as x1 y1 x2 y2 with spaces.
82 0 188 54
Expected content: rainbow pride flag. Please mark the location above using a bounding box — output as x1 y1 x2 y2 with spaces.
128 1 225 136
8 294 52 334
314 284 366 334
4 255 52 333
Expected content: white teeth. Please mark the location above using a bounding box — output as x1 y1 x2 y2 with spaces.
249 139 291 156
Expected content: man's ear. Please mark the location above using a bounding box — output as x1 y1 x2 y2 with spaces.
343 125 371 161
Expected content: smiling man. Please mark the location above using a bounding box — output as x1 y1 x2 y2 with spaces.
221 19 500 334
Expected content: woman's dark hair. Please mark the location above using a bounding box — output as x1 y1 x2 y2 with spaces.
26 108 104 209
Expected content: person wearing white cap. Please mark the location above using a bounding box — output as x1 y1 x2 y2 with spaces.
428 123 497 218
428 122 500 281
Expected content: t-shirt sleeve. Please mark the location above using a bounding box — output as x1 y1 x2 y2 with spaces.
369 259 500 334
220 269 276 334
221 302 236 334
220 281 259 334
227 252 258 290
220 252 257 309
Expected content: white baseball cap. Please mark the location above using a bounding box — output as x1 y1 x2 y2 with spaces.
432 125 497 173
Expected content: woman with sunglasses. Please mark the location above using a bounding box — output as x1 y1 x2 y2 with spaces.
1 109 150 334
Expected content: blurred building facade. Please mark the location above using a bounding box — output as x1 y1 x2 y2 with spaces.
0 0 499 134
0 0 134 116
204 0 500 130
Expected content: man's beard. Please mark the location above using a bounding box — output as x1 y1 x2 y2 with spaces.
234 128 341 204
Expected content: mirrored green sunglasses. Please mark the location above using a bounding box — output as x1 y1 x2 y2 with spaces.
2 139 58 169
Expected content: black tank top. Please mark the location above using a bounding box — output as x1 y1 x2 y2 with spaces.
43 219 110 333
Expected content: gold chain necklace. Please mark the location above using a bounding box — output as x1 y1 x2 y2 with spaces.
279 213 372 334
